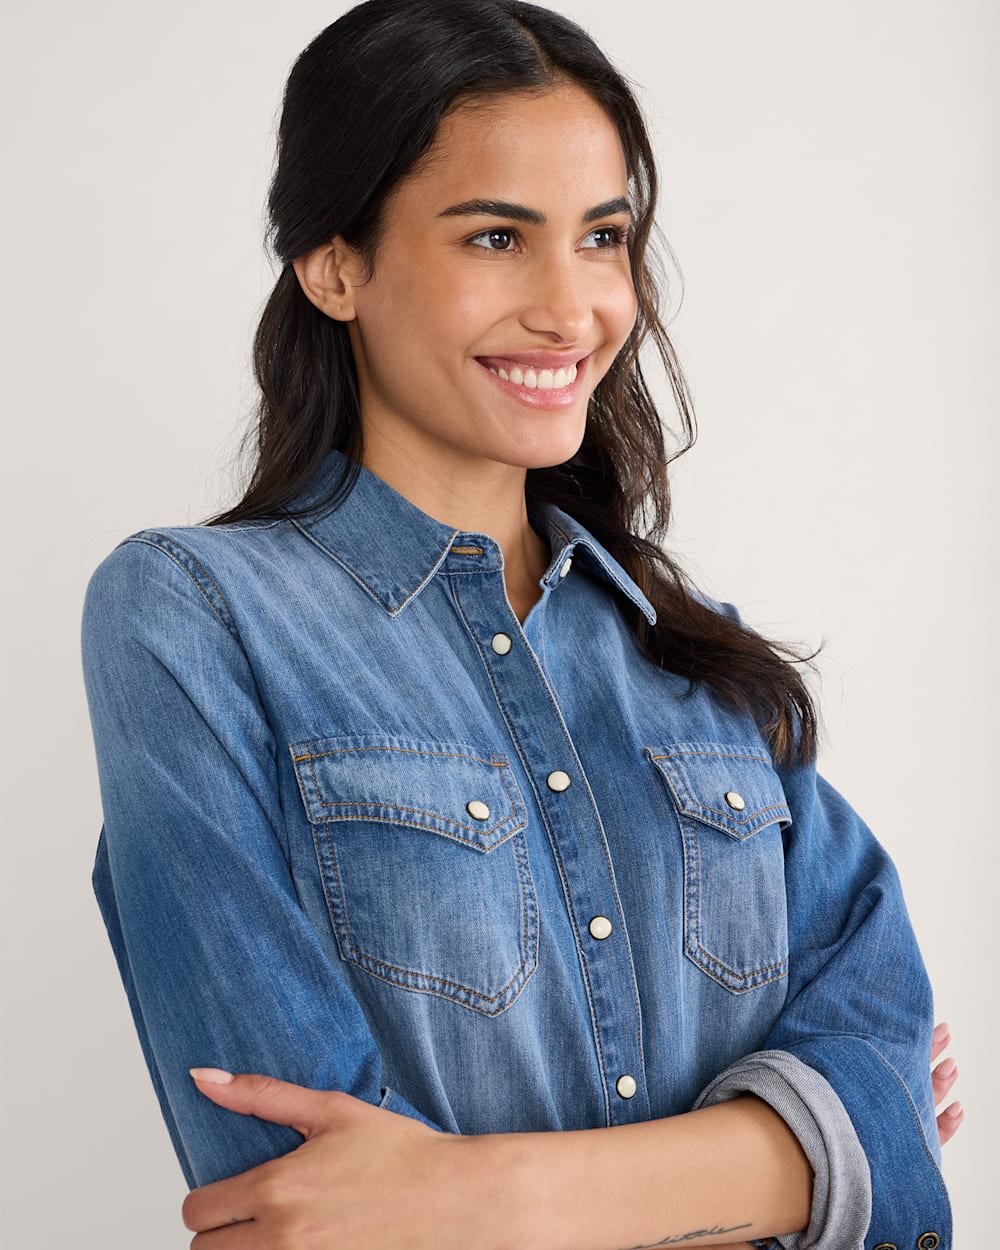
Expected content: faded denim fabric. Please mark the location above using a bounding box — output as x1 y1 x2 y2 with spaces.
82 450 950 1249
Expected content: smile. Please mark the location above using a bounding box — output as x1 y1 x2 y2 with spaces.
486 362 577 389
474 353 591 409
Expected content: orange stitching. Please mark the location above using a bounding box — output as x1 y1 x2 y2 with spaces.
647 749 772 763
323 824 358 960
292 744 507 768
356 948 522 1002
294 745 520 844
345 957 533 1016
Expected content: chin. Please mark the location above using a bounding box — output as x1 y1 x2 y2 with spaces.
508 416 588 469
498 433 586 472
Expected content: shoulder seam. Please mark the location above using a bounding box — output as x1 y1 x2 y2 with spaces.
125 531 238 638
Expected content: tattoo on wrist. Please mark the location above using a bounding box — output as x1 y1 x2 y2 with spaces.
618 1223 753 1249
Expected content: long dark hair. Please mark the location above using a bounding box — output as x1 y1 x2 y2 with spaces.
209 0 818 764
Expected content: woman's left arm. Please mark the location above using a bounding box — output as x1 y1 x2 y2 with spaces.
181 1023 960 1250
182 1070 809 1249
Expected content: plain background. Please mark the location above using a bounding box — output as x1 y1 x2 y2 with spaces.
2 0 995 1244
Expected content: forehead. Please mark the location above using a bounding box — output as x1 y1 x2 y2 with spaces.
391 85 630 214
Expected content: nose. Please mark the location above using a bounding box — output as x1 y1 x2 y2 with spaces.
518 250 593 343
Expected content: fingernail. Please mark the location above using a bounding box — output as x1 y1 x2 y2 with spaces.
945 1102 964 1119
189 1067 234 1084
932 1022 950 1041
936 1058 957 1079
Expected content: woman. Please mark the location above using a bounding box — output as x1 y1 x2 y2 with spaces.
82 2 959 1246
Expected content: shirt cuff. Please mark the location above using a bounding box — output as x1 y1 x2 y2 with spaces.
692 1049 871 1250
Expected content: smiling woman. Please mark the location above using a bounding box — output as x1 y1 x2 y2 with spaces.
80 2 956 1249
290 83 639 620
294 86 637 513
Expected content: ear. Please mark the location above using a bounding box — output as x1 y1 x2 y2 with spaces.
292 237 366 322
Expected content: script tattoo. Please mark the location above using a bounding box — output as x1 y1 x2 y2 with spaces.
618 1223 753 1249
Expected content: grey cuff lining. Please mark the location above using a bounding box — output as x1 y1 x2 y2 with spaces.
692 1049 871 1250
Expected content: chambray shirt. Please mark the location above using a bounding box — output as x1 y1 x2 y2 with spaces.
83 450 950 1249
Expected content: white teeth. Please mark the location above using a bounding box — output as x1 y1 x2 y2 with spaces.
486 361 579 388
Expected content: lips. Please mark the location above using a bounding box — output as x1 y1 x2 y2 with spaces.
476 350 591 372
475 353 590 408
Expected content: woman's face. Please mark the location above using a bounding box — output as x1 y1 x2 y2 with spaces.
332 83 638 484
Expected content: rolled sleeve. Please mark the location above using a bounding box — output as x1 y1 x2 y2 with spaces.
732 755 952 1249
694 1049 870 1249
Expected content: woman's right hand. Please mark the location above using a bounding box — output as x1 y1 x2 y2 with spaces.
701 1021 962 1250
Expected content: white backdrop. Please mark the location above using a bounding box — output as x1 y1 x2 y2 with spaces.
2 1 994 1244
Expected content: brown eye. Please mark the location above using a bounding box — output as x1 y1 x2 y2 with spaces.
581 226 626 249
470 229 516 251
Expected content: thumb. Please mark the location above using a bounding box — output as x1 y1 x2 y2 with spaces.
189 1068 349 1138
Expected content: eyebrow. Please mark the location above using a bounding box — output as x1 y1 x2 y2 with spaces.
437 196 633 225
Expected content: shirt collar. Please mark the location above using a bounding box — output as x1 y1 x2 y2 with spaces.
288 449 656 625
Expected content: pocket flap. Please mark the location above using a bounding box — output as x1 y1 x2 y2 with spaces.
289 734 527 851
645 742 791 841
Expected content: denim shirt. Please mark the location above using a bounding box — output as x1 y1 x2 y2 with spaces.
82 450 950 1250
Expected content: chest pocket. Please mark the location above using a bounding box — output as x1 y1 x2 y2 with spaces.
290 734 538 1015
646 743 791 993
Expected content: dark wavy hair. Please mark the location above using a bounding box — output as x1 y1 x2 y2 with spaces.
209 0 818 764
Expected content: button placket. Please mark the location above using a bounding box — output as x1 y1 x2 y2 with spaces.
451 565 649 1126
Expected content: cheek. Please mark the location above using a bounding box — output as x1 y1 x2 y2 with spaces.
606 268 639 344
444 272 518 338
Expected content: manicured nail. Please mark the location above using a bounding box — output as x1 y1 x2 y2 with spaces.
936 1058 957 1079
944 1101 964 1119
932 1022 950 1041
189 1067 234 1084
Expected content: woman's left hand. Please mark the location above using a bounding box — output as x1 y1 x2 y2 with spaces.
930 1021 963 1146
182 1069 488 1249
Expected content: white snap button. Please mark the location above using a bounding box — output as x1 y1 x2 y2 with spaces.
724 791 746 811
491 633 513 655
589 915 613 940
615 1074 637 1099
559 556 572 578
466 800 491 821
546 770 571 792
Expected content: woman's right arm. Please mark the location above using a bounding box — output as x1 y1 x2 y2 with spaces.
82 535 445 1190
